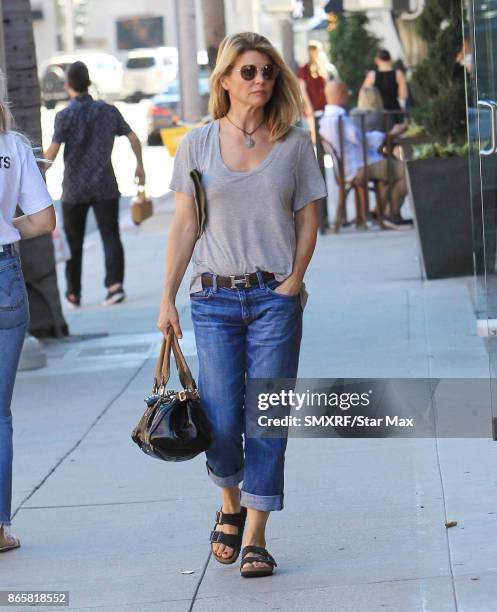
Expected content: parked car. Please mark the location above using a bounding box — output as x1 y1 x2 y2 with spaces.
147 72 210 144
39 52 124 108
123 47 178 101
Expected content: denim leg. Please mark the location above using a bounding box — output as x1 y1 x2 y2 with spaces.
241 290 303 511
0 257 29 525
191 289 246 488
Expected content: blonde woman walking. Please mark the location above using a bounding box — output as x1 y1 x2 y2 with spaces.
157 32 327 577
0 70 55 551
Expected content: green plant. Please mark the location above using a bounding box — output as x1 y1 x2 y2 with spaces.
413 142 469 160
328 13 380 102
410 0 466 145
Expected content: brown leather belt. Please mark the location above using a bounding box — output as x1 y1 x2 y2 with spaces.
201 271 275 289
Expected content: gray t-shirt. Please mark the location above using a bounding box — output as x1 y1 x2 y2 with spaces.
169 119 327 307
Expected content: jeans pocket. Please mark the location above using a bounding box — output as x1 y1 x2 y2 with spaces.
190 287 213 300
265 280 299 300
0 262 29 330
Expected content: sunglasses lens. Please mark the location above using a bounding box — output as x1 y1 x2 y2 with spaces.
240 65 256 80
262 65 275 80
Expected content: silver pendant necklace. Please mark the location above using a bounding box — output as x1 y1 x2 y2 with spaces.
225 114 265 148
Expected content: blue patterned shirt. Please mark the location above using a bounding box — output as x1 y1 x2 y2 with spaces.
53 94 131 204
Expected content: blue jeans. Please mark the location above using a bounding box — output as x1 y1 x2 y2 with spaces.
0 252 29 525
190 272 303 512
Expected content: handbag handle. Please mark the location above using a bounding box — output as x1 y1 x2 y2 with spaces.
154 328 197 392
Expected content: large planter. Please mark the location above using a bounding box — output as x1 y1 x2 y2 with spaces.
406 156 474 280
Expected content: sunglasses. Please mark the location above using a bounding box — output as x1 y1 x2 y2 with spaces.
234 64 279 81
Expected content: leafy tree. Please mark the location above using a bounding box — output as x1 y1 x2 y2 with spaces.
328 13 380 102
410 0 466 144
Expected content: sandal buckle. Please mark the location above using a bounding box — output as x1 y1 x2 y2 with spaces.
210 530 221 543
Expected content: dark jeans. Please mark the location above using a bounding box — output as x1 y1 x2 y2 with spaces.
62 198 124 297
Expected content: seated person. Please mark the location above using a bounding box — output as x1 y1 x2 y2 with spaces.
319 81 412 229
351 86 385 133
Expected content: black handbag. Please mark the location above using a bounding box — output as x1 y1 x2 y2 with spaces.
131 329 212 461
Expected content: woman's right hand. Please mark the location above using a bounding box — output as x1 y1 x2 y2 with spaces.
157 300 183 339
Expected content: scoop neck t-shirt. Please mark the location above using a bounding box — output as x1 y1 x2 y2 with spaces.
169 119 327 308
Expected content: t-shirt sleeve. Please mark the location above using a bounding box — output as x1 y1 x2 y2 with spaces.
297 65 307 81
114 107 132 137
293 135 328 212
18 145 53 215
169 132 195 196
52 110 67 144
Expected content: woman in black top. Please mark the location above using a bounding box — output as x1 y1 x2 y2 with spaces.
361 49 408 125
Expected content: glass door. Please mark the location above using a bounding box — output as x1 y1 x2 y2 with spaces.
467 0 497 438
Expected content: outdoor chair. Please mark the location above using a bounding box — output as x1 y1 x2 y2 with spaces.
321 137 384 233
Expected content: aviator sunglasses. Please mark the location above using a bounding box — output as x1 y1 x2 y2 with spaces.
235 63 279 81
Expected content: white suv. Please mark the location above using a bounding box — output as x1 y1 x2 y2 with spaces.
123 47 178 101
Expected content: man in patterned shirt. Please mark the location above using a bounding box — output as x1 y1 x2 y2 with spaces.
44 61 145 307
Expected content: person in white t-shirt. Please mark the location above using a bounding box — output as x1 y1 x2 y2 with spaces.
0 70 55 552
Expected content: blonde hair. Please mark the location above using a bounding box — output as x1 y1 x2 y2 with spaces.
209 32 304 142
308 40 329 80
358 86 383 111
0 69 13 133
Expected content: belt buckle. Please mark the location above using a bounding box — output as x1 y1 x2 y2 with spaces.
229 274 250 289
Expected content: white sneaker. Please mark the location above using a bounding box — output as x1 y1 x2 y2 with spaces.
0 524 20 552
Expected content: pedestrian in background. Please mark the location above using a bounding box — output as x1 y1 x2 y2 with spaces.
361 49 408 126
157 32 326 578
0 70 55 551
298 40 338 232
44 61 145 308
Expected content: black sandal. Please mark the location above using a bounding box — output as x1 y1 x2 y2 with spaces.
240 545 278 578
209 506 247 564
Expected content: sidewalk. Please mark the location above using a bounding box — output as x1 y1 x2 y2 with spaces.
2 197 497 612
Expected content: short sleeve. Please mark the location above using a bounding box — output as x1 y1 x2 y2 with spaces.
114 107 132 137
293 135 327 212
52 110 67 143
169 132 195 196
18 145 53 215
298 65 307 81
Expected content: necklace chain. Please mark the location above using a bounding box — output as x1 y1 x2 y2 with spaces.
224 114 265 148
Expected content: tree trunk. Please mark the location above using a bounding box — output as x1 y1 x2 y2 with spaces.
2 0 68 337
200 0 226 71
176 0 202 122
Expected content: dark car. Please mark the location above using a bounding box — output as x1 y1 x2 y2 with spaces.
147 73 210 144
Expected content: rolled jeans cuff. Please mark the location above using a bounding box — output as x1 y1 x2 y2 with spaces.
240 490 284 512
206 461 244 488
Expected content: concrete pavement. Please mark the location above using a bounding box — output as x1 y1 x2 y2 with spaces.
1 194 497 612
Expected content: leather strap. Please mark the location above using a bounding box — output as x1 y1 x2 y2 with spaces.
215 507 247 528
154 328 197 392
201 271 275 289
240 546 277 568
210 531 242 548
